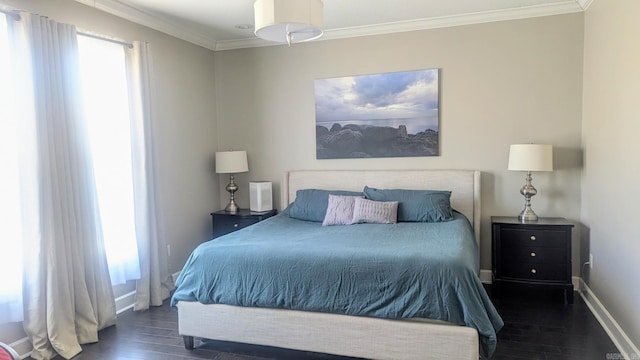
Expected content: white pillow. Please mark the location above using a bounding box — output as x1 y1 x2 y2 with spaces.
322 195 361 226
352 197 398 224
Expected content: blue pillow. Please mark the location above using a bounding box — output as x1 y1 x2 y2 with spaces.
288 189 363 222
363 186 453 222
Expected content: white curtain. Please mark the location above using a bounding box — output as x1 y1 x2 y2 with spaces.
8 13 116 359
126 42 174 310
0 13 24 325
77 36 141 286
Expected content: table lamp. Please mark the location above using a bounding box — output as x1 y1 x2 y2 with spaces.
508 144 553 222
215 151 249 213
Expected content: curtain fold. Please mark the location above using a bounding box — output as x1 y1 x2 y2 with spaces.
0 13 24 325
126 42 174 311
76 36 142 286
9 12 116 360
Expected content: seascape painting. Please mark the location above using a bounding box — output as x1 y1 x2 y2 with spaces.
315 69 439 159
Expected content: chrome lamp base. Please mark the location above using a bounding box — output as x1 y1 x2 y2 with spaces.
518 171 539 222
224 174 240 214
518 206 538 222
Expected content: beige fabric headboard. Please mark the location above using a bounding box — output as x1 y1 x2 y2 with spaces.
281 170 481 244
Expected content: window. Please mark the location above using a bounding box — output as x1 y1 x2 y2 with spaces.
78 36 141 285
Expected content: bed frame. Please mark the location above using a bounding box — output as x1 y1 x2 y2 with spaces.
177 169 482 359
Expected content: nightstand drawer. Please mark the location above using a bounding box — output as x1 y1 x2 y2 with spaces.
211 209 277 239
500 228 566 248
501 262 567 282
500 246 566 264
213 217 259 238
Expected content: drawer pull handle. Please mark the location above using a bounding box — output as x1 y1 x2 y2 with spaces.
531 268 537 274
530 252 536 257
233 223 239 228
530 235 536 241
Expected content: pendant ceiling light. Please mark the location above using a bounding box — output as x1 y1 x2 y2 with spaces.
254 0 324 46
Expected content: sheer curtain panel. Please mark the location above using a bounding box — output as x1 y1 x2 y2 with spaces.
126 42 175 311
0 13 24 326
8 13 116 359
78 36 141 286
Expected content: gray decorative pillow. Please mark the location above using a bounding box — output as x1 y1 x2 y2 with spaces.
352 197 398 224
322 195 360 226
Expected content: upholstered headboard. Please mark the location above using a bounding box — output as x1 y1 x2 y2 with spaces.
282 170 481 243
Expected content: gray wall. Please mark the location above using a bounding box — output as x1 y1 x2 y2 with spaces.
582 0 640 349
213 14 585 274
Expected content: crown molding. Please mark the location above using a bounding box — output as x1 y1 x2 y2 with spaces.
73 0 217 50
77 0 587 52
320 1 584 43
216 1 585 51
577 0 595 10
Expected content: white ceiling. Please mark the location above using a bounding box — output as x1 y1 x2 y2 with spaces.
74 0 592 51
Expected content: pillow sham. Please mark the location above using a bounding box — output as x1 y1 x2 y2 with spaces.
363 186 453 222
351 197 398 224
322 195 361 226
288 189 362 222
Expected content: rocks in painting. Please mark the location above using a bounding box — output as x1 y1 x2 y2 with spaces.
316 123 438 159
398 125 408 138
325 128 364 154
361 125 405 143
316 125 329 137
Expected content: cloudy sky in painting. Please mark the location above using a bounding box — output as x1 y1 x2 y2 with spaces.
314 69 439 123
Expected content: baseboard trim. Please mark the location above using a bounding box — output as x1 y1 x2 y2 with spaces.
9 337 31 359
115 290 136 315
572 276 580 291
480 269 492 283
113 271 182 313
579 279 640 359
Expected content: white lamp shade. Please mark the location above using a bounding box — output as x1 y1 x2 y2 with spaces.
215 151 249 174
254 0 323 43
508 144 553 172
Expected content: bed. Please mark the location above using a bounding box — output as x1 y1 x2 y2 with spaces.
172 169 503 359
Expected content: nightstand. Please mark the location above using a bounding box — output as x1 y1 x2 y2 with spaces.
210 209 277 238
492 216 574 304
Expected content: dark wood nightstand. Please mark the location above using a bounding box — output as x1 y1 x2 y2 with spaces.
210 209 277 239
492 216 574 304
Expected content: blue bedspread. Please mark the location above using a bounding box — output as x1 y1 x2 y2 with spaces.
171 212 503 357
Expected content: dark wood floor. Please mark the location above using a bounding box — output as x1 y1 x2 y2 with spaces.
68 285 619 360
490 285 618 360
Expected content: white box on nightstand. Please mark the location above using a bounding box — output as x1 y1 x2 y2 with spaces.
249 181 273 212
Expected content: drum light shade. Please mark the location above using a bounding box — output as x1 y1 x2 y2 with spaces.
254 0 324 44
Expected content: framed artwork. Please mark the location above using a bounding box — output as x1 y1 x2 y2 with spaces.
315 68 439 159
